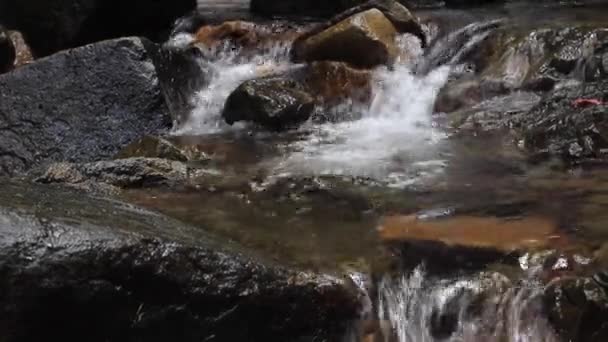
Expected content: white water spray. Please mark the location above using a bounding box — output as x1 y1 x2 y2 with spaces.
274 62 450 185
375 266 559 342
174 40 295 134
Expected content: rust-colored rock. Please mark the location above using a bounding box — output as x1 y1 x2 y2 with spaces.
193 21 301 51
379 215 561 253
304 61 373 105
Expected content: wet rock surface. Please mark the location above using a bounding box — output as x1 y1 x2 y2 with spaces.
544 276 608 341
35 158 196 192
0 37 171 177
518 81 608 160
292 9 399 68
223 76 316 130
0 180 360 342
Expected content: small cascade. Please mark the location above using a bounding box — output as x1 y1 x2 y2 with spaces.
369 266 560 342
174 39 295 134
416 19 504 75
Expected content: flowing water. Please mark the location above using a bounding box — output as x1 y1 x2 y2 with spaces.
124 4 608 341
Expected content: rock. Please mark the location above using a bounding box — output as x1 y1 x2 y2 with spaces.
292 9 398 68
222 61 373 129
304 61 374 107
0 180 361 341
222 76 315 130
8 31 34 68
0 0 195 57
191 20 302 56
250 0 364 18
517 80 608 160
544 276 608 341
479 26 608 91
117 136 204 162
0 37 171 177
0 26 15 73
154 44 210 126
35 158 194 191
380 214 562 273
194 21 260 49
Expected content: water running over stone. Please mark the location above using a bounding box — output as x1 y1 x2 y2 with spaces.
375 266 559 342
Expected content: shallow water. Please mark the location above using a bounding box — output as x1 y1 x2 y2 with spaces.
128 3 608 340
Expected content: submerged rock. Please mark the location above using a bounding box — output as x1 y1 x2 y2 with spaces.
0 26 15 73
223 76 315 130
0 180 360 341
380 214 561 273
0 37 171 177
292 8 398 68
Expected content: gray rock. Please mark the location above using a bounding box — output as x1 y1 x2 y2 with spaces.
518 81 608 160
0 37 171 177
0 179 361 341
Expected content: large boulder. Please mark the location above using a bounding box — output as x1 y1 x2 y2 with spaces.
0 37 171 177
291 0 427 66
223 76 315 130
0 180 361 341
0 26 15 73
292 8 399 68
0 0 195 57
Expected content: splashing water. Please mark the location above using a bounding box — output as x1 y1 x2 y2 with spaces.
275 63 449 185
174 40 295 134
375 266 559 342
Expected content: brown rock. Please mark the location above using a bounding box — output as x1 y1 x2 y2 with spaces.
379 215 561 253
292 9 398 68
304 61 373 105
195 21 260 49
193 21 301 52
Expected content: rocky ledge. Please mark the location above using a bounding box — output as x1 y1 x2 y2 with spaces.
0 180 361 342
